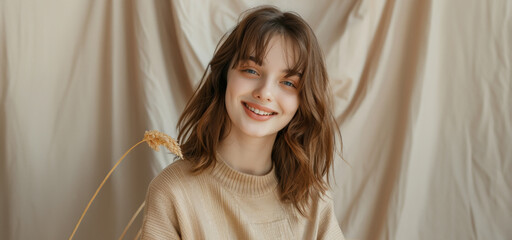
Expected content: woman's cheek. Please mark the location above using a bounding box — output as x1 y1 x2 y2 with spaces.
280 94 300 115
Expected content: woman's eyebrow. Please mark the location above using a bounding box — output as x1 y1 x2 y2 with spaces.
237 57 260 67
284 69 303 78
244 56 302 78
247 56 261 66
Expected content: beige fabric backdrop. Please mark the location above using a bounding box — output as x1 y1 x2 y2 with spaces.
1 0 511 239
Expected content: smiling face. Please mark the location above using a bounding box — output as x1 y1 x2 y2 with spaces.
224 36 301 140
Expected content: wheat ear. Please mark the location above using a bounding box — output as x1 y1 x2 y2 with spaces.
69 130 181 240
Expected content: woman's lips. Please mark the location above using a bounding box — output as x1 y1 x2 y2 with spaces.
241 101 277 121
242 101 277 114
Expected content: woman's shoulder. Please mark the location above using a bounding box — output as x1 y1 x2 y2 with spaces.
309 189 336 213
147 159 196 192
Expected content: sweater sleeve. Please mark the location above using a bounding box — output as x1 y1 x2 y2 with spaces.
317 196 345 240
140 177 181 240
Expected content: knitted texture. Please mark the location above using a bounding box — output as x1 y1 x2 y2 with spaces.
140 157 345 240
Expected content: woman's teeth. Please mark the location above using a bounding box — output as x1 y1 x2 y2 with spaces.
245 103 274 116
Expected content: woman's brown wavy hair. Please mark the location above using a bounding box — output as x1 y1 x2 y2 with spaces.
177 5 341 216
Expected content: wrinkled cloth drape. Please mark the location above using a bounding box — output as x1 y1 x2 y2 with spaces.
1 0 511 239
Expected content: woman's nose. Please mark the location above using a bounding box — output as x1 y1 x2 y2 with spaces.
252 78 273 102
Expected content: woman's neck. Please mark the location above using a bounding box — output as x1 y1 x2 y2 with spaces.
217 132 276 176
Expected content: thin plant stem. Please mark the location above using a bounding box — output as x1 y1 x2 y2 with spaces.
118 201 146 240
68 140 146 240
134 227 142 240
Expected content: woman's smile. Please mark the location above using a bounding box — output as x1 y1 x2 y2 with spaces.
242 101 278 121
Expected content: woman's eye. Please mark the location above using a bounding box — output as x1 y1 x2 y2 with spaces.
282 81 296 88
243 69 258 75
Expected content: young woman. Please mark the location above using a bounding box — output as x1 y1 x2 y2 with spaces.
141 6 344 240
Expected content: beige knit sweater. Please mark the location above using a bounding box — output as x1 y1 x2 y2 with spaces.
140 157 345 240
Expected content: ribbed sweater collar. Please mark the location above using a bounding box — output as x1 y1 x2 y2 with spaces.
210 153 278 196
